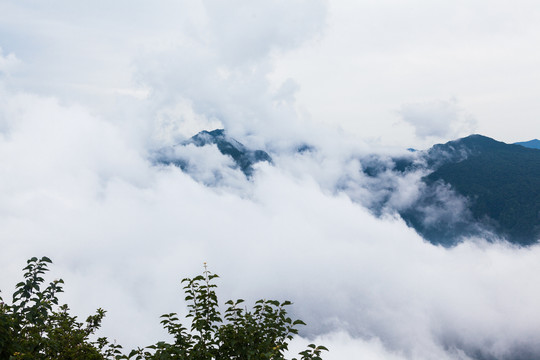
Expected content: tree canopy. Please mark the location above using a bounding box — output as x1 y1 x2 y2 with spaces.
0 257 327 360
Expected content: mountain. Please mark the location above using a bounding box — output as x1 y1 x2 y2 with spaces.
156 129 540 246
156 129 272 177
514 139 540 150
401 135 540 246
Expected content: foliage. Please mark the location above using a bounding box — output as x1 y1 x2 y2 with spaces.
130 264 327 360
0 257 122 360
0 258 327 360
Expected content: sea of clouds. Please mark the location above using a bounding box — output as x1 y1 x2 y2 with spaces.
2 1 540 359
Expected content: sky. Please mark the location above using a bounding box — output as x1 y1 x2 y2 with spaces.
2 1 540 359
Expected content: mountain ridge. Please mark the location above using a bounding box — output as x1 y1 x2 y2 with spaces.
155 129 540 247
403 134 540 245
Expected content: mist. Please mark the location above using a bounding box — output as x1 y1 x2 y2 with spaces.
2 1 540 359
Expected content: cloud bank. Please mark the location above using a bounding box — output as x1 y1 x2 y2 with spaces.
2 2 540 359
2 87 540 359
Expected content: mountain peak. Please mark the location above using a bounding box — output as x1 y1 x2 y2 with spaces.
450 134 506 148
157 129 272 178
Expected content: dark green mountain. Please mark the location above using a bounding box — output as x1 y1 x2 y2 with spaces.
404 135 540 245
156 129 540 246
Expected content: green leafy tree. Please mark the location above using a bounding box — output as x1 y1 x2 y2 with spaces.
1 258 327 360
0 257 121 360
131 264 327 360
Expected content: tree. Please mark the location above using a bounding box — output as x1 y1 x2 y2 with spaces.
0 257 122 360
1 258 327 360
131 263 327 360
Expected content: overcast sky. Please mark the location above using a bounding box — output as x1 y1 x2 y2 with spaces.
2 1 540 148
2 1 540 359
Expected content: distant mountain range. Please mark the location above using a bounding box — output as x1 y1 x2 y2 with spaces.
514 139 540 150
399 135 540 246
155 129 540 247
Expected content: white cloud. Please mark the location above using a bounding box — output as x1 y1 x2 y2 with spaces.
399 99 477 140
1 89 540 359
269 0 540 146
288 332 412 360
0 47 20 76
0 0 327 149
152 98 223 146
201 0 326 67
2 1 540 359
